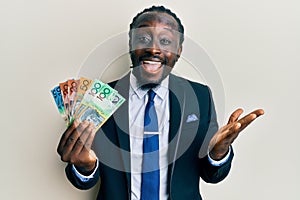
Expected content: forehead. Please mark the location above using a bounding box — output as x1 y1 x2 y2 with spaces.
134 11 179 31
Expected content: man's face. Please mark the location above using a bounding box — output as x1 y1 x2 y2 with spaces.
130 12 182 88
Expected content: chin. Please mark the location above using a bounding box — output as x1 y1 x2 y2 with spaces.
138 72 166 87
138 76 163 90
133 66 156 79
140 83 160 90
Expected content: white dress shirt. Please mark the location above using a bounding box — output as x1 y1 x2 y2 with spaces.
72 71 231 200
129 73 170 200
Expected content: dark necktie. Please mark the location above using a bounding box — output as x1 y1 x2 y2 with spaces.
141 89 160 200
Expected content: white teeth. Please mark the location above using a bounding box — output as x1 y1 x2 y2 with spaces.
142 60 162 72
143 60 161 65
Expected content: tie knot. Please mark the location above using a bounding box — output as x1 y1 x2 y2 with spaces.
148 89 156 102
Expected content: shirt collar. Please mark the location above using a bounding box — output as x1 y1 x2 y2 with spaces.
129 71 169 101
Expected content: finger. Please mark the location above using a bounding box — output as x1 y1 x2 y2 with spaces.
83 124 96 151
252 108 265 117
89 150 97 160
72 123 95 155
227 108 244 124
218 110 262 145
226 109 264 134
209 120 243 150
209 109 264 154
223 122 241 140
209 124 233 149
57 120 79 155
218 121 241 141
228 122 242 141
237 109 264 132
226 111 262 143
61 121 89 161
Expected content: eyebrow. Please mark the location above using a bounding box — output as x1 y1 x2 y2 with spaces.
136 24 176 33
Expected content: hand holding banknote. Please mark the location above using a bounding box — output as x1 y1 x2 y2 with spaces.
57 120 97 174
52 77 125 174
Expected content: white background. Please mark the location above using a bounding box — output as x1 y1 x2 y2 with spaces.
1 0 299 199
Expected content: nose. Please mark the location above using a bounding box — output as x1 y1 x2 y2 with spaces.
146 40 161 55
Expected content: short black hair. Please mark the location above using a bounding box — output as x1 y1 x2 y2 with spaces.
129 5 185 45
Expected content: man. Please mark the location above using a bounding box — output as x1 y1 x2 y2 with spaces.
57 6 264 200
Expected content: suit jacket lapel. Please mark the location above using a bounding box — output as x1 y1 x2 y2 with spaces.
167 74 186 193
111 73 132 195
168 74 184 143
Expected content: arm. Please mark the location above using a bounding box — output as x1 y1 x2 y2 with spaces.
195 86 234 183
198 85 264 182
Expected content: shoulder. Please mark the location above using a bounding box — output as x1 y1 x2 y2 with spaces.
107 79 119 88
170 74 211 96
107 73 130 89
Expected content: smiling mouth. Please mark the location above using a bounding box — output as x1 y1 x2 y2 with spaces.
141 60 162 73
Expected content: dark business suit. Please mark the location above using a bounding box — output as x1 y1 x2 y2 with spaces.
65 73 234 200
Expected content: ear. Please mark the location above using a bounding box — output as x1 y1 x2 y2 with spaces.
176 45 182 60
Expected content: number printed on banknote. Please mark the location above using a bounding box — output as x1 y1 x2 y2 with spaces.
68 79 78 120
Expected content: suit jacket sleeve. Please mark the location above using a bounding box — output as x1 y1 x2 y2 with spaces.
65 162 100 190
199 150 234 183
198 85 234 183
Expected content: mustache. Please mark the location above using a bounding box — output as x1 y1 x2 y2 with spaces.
138 55 164 62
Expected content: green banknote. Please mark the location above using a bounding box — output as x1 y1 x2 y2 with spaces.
75 79 105 116
76 83 125 130
92 89 125 118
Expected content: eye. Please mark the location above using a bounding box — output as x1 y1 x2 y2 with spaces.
160 38 171 45
137 36 151 44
